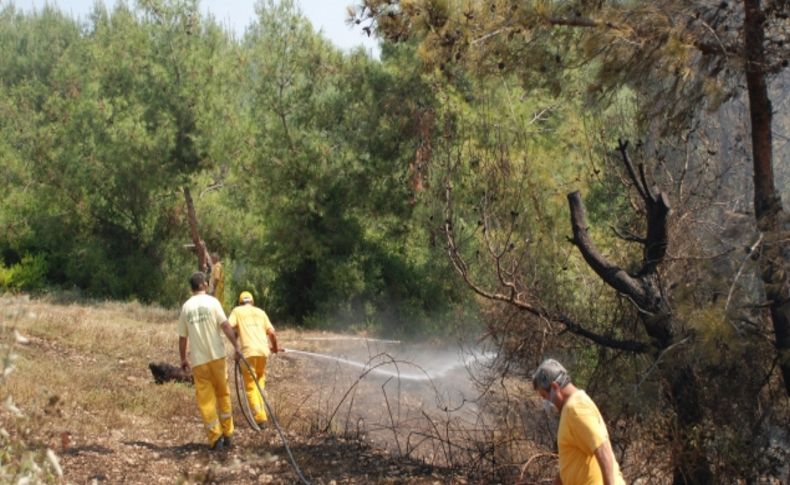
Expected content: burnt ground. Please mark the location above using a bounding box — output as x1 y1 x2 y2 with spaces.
2 318 492 485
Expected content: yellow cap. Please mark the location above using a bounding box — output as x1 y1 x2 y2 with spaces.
238 291 254 304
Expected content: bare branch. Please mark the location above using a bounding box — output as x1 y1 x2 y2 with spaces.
638 163 655 201
617 139 649 201
643 191 671 272
724 233 764 312
444 183 648 353
557 315 649 353
567 191 647 301
611 225 648 244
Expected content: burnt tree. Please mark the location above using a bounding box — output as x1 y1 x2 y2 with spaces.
355 0 790 398
183 186 213 273
443 140 713 482
743 0 790 396
568 141 712 484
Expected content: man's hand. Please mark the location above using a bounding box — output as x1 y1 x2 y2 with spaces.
233 349 242 362
180 359 191 372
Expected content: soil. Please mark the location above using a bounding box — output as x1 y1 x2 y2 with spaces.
2 317 480 484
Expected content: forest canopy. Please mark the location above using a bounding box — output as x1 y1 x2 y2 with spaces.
0 0 471 334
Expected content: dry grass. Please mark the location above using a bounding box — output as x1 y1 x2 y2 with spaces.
2 295 193 444
1 295 466 484
0 294 573 484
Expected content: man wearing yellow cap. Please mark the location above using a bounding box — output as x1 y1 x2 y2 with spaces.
229 291 280 425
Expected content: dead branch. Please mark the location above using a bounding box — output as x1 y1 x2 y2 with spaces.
518 452 558 483
183 186 213 271
568 191 647 300
611 225 648 244
724 233 764 312
381 377 403 456
618 139 649 201
444 183 649 353
323 353 440 433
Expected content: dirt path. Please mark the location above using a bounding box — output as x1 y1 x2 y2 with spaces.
0 297 475 484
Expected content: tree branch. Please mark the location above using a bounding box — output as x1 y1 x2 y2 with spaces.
611 225 647 244
557 315 649 353
643 190 671 272
567 191 647 302
443 193 647 353
617 139 648 201
614 140 670 272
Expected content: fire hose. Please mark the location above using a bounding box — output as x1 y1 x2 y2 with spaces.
234 352 310 485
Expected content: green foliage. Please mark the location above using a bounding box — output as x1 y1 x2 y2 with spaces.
0 255 48 291
0 1 466 334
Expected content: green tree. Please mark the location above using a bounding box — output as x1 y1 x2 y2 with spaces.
226 0 463 333
0 1 243 302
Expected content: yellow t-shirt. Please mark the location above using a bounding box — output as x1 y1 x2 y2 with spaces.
177 294 228 367
557 390 625 485
228 304 275 359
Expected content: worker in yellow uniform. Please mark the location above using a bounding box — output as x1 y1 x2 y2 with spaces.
228 291 280 426
178 272 241 451
208 252 225 310
532 359 625 485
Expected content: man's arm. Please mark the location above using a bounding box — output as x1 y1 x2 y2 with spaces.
179 336 190 371
593 440 618 485
267 328 280 353
220 320 241 360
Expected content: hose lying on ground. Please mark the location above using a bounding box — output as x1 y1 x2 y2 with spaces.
235 353 310 485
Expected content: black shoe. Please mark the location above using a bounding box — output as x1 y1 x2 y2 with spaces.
222 435 232 448
210 437 224 451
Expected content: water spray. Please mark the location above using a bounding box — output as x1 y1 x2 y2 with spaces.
284 348 436 381
232 342 495 483
297 337 401 344
283 347 496 382
234 353 310 485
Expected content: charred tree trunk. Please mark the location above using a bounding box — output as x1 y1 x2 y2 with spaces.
568 141 713 483
669 367 712 485
183 186 211 273
743 0 790 395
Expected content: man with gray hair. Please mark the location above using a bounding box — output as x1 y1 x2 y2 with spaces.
532 358 625 485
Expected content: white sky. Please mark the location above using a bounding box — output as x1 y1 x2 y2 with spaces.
5 0 379 55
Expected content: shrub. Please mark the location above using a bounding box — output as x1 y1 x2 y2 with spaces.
0 255 48 292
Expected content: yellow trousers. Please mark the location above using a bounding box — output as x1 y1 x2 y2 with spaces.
192 358 234 445
241 355 268 424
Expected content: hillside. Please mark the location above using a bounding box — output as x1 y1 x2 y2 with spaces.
0 295 479 484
